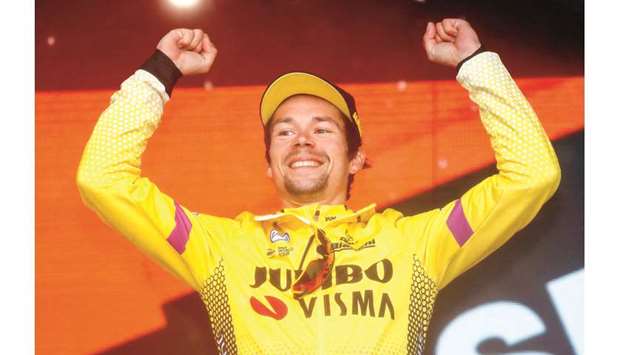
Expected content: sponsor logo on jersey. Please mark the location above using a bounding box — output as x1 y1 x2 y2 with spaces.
266 246 294 257
270 229 290 243
329 232 376 253
297 290 394 320
249 295 288 320
331 238 375 252
249 258 395 320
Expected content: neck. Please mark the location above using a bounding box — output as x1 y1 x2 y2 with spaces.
280 192 346 208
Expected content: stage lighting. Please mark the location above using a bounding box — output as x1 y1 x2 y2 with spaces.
169 0 200 8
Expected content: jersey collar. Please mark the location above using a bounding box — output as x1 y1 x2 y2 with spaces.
254 203 377 226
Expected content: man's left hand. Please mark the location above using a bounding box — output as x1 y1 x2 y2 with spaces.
422 19 481 68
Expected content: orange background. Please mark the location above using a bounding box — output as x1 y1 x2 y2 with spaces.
36 77 583 354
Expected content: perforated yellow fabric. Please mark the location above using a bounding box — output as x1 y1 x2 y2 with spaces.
77 52 560 354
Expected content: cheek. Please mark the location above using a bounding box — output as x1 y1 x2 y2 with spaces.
267 142 282 162
328 144 351 166
267 144 286 172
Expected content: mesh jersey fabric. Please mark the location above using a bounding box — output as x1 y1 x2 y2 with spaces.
76 52 561 354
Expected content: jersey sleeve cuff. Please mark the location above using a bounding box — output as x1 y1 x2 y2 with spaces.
139 49 183 98
456 45 488 75
456 51 504 87
133 69 171 103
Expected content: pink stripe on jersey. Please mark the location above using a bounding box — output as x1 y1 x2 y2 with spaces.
167 202 192 254
447 199 474 247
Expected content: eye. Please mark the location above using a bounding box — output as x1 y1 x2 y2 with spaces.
315 128 332 134
276 129 294 137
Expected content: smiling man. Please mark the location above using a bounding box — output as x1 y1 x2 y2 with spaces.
77 18 560 354
265 93 366 206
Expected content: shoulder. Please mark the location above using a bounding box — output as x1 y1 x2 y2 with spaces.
376 207 439 225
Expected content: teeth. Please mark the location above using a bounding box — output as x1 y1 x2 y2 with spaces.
291 160 320 168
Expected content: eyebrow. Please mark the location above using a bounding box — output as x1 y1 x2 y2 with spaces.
271 116 343 128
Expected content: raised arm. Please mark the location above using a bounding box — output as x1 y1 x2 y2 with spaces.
76 29 220 291
398 19 561 290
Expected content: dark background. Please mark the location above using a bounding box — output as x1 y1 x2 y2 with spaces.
36 0 583 91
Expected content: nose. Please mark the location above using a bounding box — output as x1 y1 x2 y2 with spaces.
294 130 315 148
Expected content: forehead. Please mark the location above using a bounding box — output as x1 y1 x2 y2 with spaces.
271 94 345 126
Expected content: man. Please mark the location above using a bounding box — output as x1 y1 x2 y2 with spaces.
77 19 560 354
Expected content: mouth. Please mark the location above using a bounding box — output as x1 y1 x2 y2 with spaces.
285 155 328 172
289 159 322 169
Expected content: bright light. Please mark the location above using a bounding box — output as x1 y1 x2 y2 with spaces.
169 0 200 8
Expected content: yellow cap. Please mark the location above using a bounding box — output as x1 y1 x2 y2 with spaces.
259 72 362 136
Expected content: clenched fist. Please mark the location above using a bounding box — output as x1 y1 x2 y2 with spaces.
156 28 218 76
422 19 481 68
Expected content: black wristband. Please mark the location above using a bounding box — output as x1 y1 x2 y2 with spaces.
456 45 487 73
139 49 183 97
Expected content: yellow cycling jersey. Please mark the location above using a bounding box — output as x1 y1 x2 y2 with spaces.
76 52 560 354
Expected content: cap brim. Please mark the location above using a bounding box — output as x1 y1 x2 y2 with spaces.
260 72 353 126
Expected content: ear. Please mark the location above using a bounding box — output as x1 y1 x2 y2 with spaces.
348 150 366 175
267 166 273 178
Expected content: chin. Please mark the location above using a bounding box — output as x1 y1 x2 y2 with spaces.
284 176 328 197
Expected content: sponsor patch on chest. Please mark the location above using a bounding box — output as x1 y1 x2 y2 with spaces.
269 229 291 243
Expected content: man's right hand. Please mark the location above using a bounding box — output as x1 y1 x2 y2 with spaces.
156 28 218 76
